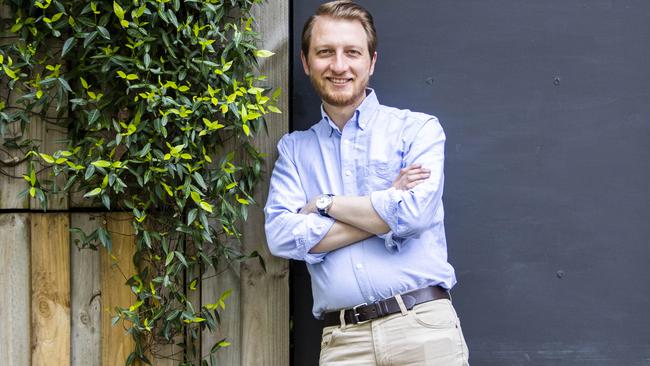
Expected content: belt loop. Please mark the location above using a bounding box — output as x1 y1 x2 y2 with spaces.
339 309 347 329
394 294 408 316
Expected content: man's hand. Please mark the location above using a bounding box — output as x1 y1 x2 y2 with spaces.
392 164 431 190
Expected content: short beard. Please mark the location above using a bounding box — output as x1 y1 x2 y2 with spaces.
310 75 368 107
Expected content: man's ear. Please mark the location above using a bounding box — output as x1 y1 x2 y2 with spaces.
301 51 311 76
369 51 377 76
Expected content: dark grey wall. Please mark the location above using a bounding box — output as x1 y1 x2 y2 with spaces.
290 1 650 365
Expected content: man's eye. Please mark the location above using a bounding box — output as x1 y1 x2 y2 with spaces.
347 50 361 56
318 50 333 55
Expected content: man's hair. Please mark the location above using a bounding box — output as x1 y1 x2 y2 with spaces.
301 1 377 59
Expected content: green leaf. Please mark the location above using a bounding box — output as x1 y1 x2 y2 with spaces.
39 153 55 164
174 251 188 267
91 160 112 168
2 65 16 79
61 37 76 57
199 201 213 213
143 53 151 68
193 172 207 190
51 13 63 22
97 26 110 40
254 49 275 58
58 78 73 93
101 194 111 209
187 208 198 225
88 109 100 124
97 227 112 250
84 188 102 197
113 1 125 19
143 231 151 248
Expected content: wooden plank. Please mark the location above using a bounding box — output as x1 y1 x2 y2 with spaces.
0 4 11 19
241 2 290 366
101 212 137 366
31 213 71 366
185 246 202 364
71 213 102 366
0 213 31 366
151 336 182 366
201 263 241 365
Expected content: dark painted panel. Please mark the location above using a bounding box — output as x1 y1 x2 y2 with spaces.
291 1 650 365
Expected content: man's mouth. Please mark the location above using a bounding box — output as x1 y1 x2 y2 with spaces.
327 77 352 85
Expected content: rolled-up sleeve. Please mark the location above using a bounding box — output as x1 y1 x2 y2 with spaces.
264 135 335 264
370 118 446 252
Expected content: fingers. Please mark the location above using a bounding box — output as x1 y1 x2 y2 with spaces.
405 179 427 189
399 164 422 175
405 171 430 182
392 164 432 190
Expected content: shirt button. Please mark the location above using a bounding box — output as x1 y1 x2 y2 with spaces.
343 139 350 145
345 169 352 176
369 296 376 302
355 263 363 269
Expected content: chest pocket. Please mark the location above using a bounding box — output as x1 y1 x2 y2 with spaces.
365 160 401 191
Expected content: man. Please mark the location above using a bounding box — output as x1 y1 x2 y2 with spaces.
264 1 469 364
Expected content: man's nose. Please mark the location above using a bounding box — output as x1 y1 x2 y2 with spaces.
329 53 348 73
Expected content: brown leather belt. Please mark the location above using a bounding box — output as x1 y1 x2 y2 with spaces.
323 286 450 327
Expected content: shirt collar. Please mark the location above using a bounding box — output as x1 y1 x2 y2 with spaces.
356 88 379 130
319 88 380 135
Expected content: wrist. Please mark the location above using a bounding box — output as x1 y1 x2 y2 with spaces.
316 194 334 217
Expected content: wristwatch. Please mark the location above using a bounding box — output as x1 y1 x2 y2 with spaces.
315 194 334 217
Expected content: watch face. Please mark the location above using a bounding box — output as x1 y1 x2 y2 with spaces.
316 195 329 209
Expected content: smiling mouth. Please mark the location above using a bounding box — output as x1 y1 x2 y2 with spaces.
327 77 352 85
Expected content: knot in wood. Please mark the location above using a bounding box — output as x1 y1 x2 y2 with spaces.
38 298 52 318
80 311 91 325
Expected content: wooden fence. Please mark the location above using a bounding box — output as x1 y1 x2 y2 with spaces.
0 2 289 365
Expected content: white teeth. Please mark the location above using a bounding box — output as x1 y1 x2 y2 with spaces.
329 78 350 84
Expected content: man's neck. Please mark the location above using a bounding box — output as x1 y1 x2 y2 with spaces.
322 97 366 131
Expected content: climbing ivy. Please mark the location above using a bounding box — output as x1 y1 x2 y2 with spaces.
0 0 278 364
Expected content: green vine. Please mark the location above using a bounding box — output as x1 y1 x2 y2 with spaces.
0 0 278 364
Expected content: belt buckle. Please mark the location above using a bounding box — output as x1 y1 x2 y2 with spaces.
352 302 369 324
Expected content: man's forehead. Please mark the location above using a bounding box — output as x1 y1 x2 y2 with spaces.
309 16 368 47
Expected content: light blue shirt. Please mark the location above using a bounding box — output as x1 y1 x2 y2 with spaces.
264 90 457 318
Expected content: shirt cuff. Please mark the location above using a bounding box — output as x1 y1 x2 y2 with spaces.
376 230 405 253
291 213 335 264
371 188 404 252
370 188 400 230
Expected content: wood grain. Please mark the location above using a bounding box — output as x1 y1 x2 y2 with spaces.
0 214 31 366
31 213 71 366
241 2 290 365
101 213 137 366
201 263 241 365
71 213 102 366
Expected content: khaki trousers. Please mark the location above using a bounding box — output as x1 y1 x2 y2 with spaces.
319 299 469 366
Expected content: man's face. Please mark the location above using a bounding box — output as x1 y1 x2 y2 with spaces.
301 16 377 109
